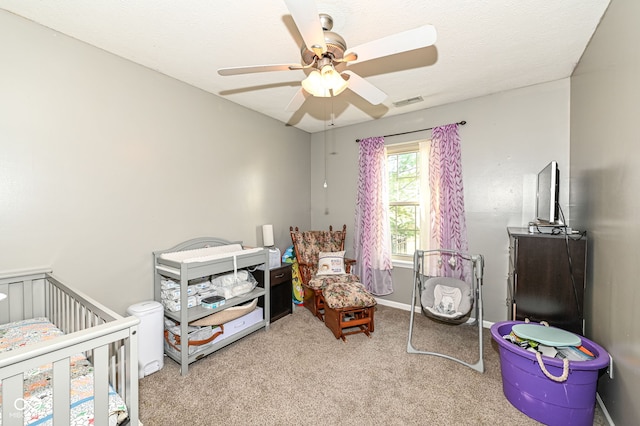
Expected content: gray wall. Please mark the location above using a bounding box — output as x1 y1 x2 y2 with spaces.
2 4 629 422
0 10 311 315
570 0 638 424
309 79 572 323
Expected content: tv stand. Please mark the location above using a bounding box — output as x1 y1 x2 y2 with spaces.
507 227 586 335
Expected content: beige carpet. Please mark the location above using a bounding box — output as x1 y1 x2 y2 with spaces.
139 305 607 425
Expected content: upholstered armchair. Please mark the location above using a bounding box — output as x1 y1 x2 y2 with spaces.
289 225 360 320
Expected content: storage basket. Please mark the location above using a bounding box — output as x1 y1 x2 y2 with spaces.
490 321 609 426
164 319 223 356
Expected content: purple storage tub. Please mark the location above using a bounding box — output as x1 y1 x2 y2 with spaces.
491 321 609 426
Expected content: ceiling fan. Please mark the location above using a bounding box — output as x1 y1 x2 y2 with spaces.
217 0 437 112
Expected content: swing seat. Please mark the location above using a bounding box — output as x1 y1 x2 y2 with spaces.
407 249 485 373
421 276 473 323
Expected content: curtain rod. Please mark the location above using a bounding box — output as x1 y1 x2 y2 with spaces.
355 120 466 143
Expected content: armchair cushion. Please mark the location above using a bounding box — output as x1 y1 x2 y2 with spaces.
317 251 346 275
308 272 360 290
323 282 377 309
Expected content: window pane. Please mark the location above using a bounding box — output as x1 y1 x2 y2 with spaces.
396 176 419 201
389 204 421 256
387 146 426 259
396 152 418 178
388 152 419 203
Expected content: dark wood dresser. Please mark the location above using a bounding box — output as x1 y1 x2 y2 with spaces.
507 227 587 335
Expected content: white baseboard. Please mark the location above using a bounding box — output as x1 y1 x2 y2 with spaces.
374 297 495 329
596 393 614 425
374 297 418 312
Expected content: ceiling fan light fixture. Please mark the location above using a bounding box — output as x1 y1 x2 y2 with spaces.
301 70 325 96
301 64 348 97
320 64 348 95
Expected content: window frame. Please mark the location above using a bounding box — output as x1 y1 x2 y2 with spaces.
386 141 425 261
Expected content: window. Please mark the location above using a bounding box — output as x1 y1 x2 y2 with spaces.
387 141 430 259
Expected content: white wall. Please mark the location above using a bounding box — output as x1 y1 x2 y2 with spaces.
0 11 311 314
309 79 571 323
570 0 639 423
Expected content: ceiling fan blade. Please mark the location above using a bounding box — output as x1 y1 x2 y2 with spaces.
285 88 309 112
337 52 358 63
345 25 437 64
218 64 301 76
343 71 387 105
283 0 327 57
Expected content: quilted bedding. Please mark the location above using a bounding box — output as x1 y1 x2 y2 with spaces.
0 318 128 425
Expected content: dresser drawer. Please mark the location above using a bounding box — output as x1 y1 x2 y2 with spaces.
255 264 293 322
271 265 292 286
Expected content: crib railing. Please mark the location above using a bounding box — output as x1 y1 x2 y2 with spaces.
0 269 139 426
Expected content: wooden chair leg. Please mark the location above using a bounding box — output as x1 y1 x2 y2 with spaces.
314 289 324 321
303 285 325 321
324 307 342 339
367 307 375 332
324 305 375 341
302 285 316 317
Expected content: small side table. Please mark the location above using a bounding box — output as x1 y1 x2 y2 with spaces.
255 263 293 322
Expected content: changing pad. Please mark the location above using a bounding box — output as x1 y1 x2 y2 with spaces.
159 244 263 264
190 298 258 326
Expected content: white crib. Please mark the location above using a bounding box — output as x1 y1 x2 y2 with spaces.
0 269 139 426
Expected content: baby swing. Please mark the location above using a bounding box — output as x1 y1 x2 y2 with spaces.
407 248 485 373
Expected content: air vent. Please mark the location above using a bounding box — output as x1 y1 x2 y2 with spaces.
393 96 424 107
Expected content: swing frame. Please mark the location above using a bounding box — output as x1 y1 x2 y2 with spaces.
407 249 485 373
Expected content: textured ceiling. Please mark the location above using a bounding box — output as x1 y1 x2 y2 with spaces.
0 0 609 133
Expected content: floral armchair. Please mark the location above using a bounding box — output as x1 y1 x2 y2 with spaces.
289 225 360 321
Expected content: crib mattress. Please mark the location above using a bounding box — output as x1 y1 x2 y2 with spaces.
0 317 128 426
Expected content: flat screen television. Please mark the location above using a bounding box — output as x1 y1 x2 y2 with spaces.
535 161 560 224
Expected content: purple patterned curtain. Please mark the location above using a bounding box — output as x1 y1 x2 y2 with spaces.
429 123 471 281
353 136 393 295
